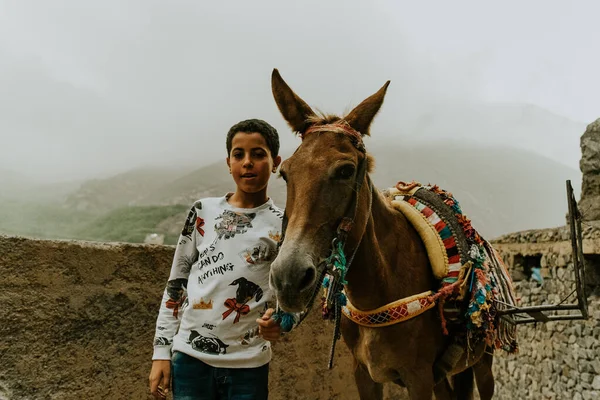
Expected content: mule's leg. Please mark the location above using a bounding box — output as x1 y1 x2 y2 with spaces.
354 361 383 400
433 378 456 400
452 367 474 400
473 352 494 400
404 369 435 400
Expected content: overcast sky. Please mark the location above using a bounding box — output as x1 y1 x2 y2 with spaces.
1 0 599 183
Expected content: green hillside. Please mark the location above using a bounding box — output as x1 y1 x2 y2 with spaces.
0 200 187 245
74 204 188 245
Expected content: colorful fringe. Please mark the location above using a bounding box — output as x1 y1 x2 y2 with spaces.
393 182 518 353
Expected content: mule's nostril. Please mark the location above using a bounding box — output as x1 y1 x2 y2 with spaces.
298 267 316 292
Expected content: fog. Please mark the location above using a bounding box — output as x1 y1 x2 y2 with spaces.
1 0 599 183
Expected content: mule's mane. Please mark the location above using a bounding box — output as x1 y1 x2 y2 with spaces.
306 113 342 126
302 117 365 152
300 113 375 172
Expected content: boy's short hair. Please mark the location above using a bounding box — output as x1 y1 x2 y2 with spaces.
226 119 280 158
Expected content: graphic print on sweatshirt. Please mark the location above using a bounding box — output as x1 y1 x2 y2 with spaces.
195 216 205 237
214 210 256 240
181 207 197 239
192 297 214 310
239 328 259 345
239 304 270 345
222 277 264 324
153 337 172 346
165 278 188 319
177 253 198 275
268 230 281 242
188 330 229 355
181 201 204 239
238 242 276 270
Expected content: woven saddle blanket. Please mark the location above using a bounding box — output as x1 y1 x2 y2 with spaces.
383 181 518 353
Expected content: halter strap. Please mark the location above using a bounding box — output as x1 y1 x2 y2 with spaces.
302 121 366 153
274 122 370 368
277 121 366 250
336 154 368 241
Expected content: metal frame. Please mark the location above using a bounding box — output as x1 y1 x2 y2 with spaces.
497 180 589 325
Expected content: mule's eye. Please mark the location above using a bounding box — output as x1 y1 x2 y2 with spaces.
336 165 355 179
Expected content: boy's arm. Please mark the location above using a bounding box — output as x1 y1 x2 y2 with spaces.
152 205 200 360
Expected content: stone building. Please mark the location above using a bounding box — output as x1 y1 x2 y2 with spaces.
490 118 600 400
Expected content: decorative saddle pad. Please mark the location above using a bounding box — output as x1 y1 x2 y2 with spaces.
344 181 519 353
383 183 471 285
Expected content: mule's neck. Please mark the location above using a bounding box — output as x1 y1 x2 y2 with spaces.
344 182 435 311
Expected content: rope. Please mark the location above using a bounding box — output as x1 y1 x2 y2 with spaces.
327 179 374 369
328 298 342 369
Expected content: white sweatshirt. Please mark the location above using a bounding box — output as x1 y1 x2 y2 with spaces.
152 195 284 368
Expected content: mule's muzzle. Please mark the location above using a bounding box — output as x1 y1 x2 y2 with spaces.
270 257 318 313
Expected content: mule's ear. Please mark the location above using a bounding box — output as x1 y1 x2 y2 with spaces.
344 81 390 136
271 69 316 134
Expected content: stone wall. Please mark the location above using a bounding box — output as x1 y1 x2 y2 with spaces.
580 118 600 224
491 227 600 400
3 225 600 399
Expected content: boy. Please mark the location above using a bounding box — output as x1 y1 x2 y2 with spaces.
149 119 284 400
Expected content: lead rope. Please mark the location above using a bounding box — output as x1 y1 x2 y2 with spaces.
327 179 373 369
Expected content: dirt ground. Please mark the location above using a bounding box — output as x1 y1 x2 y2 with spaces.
0 236 406 399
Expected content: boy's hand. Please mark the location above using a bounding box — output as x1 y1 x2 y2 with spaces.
149 360 170 399
257 308 282 342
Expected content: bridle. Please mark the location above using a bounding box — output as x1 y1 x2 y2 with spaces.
273 121 373 368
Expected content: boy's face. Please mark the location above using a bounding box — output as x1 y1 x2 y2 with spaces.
227 132 281 196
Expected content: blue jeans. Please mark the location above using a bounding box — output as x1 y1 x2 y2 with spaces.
171 351 269 400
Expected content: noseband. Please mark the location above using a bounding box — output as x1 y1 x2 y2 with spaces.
274 121 373 368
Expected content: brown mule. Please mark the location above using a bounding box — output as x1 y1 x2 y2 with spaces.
268 69 495 400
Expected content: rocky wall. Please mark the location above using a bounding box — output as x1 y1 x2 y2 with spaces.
3 228 600 399
580 118 600 223
491 228 600 400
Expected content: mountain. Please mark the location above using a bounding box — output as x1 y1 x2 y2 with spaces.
366 139 580 238
63 167 190 212
128 140 580 239
0 141 580 242
398 102 586 170
134 161 288 207
0 168 36 199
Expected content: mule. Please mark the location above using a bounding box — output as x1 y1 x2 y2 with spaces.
268 69 497 400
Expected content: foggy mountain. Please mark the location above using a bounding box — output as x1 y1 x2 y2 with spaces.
367 140 580 237
0 168 34 199
62 167 189 212
398 102 585 169
59 139 580 239
0 48 587 182
0 168 79 202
